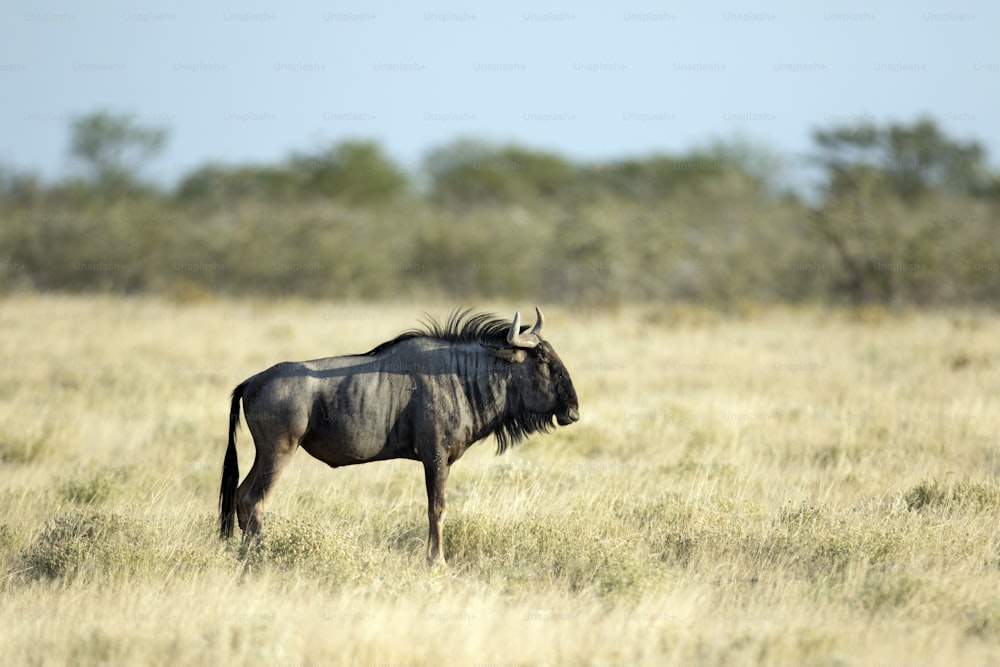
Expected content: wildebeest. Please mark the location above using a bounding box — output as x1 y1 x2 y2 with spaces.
219 308 579 565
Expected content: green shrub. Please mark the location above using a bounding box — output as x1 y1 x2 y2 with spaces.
858 574 922 613
58 466 130 505
239 515 361 584
444 509 658 596
19 510 154 580
0 433 51 464
0 420 59 464
905 479 1000 512
966 604 1000 640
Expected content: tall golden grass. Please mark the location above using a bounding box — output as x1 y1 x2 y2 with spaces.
1 295 999 665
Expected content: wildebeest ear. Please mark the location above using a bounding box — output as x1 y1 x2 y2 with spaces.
490 348 527 363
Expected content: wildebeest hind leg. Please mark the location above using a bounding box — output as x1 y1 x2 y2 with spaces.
236 437 298 539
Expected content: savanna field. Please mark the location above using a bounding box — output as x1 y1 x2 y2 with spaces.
1 294 999 666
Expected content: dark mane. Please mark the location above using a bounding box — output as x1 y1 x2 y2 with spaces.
363 309 550 454
363 308 512 355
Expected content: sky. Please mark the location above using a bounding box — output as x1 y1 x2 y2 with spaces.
1 0 997 190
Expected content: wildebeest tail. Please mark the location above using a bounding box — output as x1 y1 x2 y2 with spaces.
219 381 245 539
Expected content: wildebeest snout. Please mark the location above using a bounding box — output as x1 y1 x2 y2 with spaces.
557 405 580 425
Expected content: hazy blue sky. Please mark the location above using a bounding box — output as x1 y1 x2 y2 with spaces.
1 0 997 188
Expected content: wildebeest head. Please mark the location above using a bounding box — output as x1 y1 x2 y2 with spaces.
499 307 580 431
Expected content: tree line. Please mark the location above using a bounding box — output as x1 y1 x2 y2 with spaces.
1 111 997 306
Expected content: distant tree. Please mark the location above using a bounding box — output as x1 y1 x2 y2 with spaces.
290 140 408 204
701 136 788 196
577 138 784 204
808 117 992 305
70 111 168 195
177 141 408 205
0 166 42 206
812 117 987 204
423 139 575 205
175 164 297 203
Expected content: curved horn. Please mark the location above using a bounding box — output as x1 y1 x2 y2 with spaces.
529 307 544 336
507 310 540 349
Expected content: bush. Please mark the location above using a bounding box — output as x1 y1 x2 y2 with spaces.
58 466 130 505
904 479 1000 513
19 510 155 580
239 515 362 584
444 509 658 596
0 430 53 464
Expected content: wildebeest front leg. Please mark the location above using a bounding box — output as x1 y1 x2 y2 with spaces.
423 457 450 566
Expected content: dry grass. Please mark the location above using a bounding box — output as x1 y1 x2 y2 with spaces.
1 295 1000 666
